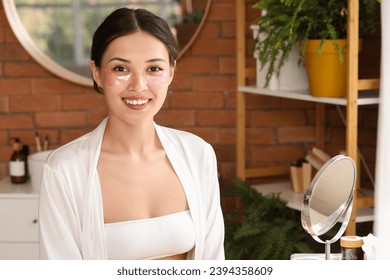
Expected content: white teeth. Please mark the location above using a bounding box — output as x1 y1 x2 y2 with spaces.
123 99 149 105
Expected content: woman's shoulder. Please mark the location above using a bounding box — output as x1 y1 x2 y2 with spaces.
45 132 92 169
157 124 209 147
46 119 106 169
156 124 216 162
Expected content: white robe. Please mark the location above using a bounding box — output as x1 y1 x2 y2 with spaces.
39 118 225 259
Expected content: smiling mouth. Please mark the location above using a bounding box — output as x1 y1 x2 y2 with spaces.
122 98 150 106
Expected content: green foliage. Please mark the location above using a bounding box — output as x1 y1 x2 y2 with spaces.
253 0 381 87
224 178 314 260
186 9 204 24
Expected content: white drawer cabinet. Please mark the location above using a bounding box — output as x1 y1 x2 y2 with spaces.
0 178 39 260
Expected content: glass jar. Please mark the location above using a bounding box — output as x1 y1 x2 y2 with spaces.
340 236 364 260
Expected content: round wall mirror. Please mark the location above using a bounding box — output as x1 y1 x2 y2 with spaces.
3 0 210 86
301 154 356 260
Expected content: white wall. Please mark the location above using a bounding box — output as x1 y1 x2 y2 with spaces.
373 0 390 260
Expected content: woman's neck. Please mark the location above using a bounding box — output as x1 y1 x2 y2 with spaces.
102 117 161 156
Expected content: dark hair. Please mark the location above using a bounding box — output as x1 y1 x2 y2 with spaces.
91 8 178 93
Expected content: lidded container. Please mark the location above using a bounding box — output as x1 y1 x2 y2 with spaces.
340 236 364 260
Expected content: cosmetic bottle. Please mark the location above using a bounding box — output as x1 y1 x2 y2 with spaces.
340 236 364 260
9 138 27 184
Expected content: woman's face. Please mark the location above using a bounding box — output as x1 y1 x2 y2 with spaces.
91 31 174 125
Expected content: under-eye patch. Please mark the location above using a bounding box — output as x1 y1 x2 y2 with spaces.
105 69 170 87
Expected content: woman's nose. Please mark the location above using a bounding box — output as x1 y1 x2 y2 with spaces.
127 72 148 92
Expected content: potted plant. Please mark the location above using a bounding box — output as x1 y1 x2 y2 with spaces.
174 9 204 48
252 0 380 97
224 179 317 259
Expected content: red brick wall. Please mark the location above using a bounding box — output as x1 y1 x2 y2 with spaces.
0 0 379 191
0 0 236 180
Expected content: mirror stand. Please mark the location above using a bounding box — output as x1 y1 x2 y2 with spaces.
325 240 331 260
295 155 356 260
300 194 354 260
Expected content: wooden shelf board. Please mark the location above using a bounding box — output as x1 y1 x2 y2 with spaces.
245 166 290 178
358 79 380 90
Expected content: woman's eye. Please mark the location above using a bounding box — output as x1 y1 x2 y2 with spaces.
114 66 128 72
148 66 163 72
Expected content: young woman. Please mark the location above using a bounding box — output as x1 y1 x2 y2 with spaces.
38 7 225 260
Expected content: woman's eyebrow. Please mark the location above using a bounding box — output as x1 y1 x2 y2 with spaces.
147 58 167 63
108 57 167 63
108 57 130 63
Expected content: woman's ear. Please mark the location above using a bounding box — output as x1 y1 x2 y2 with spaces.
168 60 176 84
90 61 103 88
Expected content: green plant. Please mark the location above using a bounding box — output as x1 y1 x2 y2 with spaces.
224 178 314 260
253 0 381 87
186 9 204 24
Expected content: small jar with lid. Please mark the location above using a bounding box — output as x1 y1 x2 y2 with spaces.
340 236 364 260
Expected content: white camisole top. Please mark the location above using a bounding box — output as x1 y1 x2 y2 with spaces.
104 210 195 260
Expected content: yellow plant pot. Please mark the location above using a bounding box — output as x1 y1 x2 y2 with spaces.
304 39 347 98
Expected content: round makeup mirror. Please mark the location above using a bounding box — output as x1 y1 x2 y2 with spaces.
301 154 356 260
3 0 211 86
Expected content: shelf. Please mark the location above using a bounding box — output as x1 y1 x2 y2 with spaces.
238 85 380 106
0 178 38 198
291 253 341 260
252 181 374 223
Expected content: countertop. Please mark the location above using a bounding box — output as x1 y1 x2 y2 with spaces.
0 177 38 198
